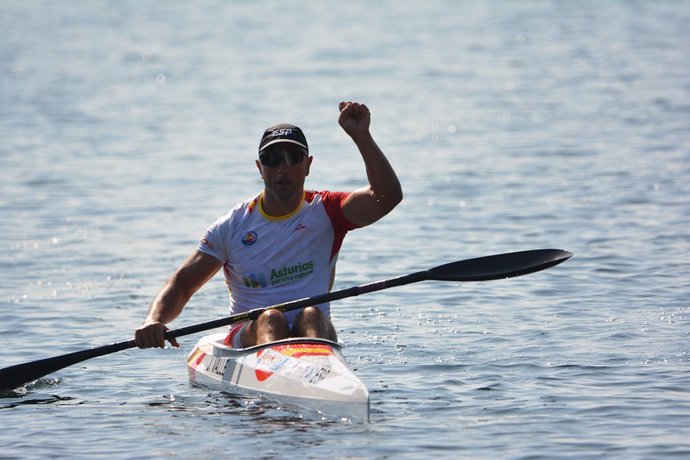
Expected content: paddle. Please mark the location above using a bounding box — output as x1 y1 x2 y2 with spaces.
0 248 572 392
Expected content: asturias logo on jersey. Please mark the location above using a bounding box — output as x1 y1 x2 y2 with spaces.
271 261 314 286
241 231 258 246
242 260 315 289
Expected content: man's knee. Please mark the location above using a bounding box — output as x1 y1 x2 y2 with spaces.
256 308 289 331
296 306 324 322
293 306 336 341
259 308 288 322
247 309 290 346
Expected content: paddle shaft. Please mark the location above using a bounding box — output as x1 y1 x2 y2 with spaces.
0 249 572 391
0 272 424 392
167 271 426 339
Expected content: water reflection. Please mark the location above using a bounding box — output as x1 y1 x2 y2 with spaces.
147 387 360 428
0 393 79 409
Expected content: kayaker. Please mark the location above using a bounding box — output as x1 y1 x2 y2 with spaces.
135 101 402 349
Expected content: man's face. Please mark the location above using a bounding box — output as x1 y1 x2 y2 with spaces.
256 146 312 202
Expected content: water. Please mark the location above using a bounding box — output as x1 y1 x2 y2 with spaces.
1 1 689 458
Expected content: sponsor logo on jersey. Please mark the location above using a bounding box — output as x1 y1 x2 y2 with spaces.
241 231 258 246
243 272 268 288
242 260 315 289
271 261 314 286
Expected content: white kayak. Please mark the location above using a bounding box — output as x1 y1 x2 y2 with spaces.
187 333 369 421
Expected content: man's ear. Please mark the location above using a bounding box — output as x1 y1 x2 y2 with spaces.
305 156 313 177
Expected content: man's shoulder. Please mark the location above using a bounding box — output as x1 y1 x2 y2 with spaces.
304 190 357 231
209 194 261 227
305 190 350 204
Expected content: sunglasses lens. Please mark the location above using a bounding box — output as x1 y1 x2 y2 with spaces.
285 150 306 165
259 151 279 167
260 148 306 167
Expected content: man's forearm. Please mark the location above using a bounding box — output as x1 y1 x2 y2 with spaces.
353 132 403 208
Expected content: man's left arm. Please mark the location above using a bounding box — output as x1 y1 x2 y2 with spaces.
339 101 403 227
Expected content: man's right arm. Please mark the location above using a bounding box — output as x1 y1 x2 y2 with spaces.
135 250 222 348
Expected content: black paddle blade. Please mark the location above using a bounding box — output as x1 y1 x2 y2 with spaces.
427 249 572 282
0 340 135 393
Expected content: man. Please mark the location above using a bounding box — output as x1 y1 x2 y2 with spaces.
134 101 402 349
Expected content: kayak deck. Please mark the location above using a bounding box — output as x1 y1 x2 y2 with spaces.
187 333 369 421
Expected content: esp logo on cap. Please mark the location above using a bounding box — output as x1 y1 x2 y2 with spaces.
270 128 293 137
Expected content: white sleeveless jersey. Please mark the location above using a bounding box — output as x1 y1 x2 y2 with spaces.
198 190 357 327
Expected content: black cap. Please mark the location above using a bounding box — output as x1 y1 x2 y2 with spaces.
258 123 308 153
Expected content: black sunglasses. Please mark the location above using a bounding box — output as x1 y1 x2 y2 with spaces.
259 147 308 167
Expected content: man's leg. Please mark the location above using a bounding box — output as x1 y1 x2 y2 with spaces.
292 306 338 342
241 308 290 347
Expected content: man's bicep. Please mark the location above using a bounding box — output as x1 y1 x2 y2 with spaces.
341 186 388 228
176 250 223 291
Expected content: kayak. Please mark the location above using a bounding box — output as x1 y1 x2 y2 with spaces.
186 333 369 421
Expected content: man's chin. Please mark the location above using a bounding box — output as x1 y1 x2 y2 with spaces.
271 186 301 201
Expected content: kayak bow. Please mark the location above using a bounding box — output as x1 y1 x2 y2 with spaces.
187 333 369 421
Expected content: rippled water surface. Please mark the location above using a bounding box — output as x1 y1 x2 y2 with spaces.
1 1 689 459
